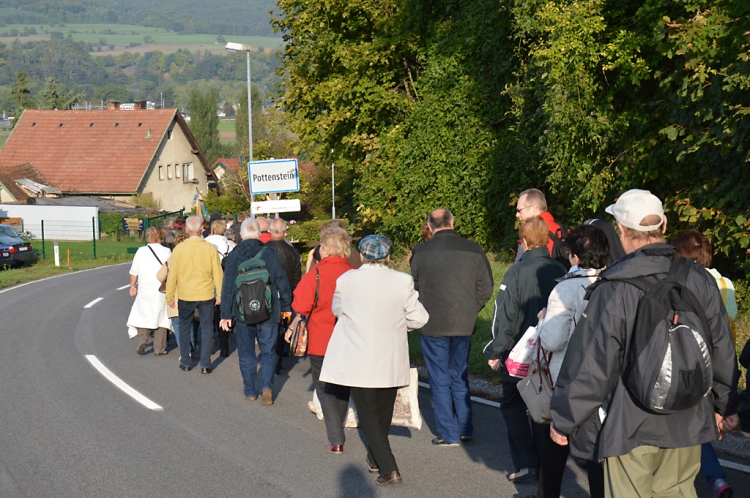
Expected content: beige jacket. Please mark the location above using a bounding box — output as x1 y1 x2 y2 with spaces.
156 262 178 319
320 265 429 388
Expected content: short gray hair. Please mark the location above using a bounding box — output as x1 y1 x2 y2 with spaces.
185 215 202 234
240 218 261 240
257 217 269 232
270 218 286 235
519 188 547 211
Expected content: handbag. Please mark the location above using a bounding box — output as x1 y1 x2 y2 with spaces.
517 343 555 424
147 245 167 293
289 268 319 356
392 367 422 429
505 325 540 378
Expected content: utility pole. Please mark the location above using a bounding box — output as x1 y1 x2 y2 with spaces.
331 149 335 219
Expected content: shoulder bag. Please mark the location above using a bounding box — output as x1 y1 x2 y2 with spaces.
289 268 319 356
517 343 555 424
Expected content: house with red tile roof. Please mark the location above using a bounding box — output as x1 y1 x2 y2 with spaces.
0 104 217 211
0 162 61 203
211 157 242 180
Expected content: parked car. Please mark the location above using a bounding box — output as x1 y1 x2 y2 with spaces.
0 225 33 267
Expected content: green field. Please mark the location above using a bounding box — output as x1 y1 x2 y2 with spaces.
0 23 283 56
218 119 237 144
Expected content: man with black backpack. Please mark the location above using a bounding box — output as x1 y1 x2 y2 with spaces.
549 189 739 497
219 218 292 406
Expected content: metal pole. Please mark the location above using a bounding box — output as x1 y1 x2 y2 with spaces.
41 220 45 259
331 149 335 219
92 217 97 259
247 49 255 217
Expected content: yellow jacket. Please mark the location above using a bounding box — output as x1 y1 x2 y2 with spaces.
166 237 223 303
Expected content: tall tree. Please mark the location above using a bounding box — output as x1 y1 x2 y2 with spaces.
10 72 34 113
233 83 265 160
188 87 221 164
37 77 83 110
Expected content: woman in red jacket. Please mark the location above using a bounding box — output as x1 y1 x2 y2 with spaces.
286 226 355 454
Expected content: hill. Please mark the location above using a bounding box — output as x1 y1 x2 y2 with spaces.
0 0 278 37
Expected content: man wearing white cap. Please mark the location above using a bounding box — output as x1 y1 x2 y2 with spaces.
548 189 739 497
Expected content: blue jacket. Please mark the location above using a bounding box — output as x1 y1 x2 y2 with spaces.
220 239 292 324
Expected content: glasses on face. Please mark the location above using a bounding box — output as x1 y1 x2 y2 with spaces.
516 205 533 214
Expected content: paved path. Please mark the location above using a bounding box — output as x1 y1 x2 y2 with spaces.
0 264 746 497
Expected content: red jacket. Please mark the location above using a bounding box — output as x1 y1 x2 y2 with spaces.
292 256 355 356
260 232 272 243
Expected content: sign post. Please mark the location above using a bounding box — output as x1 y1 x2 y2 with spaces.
247 158 302 217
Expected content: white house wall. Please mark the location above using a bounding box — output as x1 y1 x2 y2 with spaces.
0 204 99 240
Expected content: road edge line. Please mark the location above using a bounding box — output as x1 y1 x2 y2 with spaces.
85 355 163 411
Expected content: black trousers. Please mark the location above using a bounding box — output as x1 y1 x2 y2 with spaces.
351 387 399 476
214 305 230 355
537 426 604 498
500 378 546 470
309 355 350 446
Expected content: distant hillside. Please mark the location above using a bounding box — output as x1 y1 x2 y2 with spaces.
0 0 279 37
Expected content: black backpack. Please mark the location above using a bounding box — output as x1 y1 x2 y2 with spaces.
618 256 713 414
234 247 273 325
549 223 571 269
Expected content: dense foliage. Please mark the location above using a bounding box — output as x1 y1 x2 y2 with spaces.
0 0 276 36
274 0 750 275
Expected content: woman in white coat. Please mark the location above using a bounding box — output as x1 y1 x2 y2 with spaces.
535 224 609 498
320 234 429 487
127 227 172 355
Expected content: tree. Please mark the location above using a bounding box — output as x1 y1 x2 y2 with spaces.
188 87 221 164
216 35 226 44
37 77 83 110
233 83 265 159
10 72 35 119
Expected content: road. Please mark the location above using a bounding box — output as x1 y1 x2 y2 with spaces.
0 263 746 497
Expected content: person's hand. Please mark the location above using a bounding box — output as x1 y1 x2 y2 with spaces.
219 319 233 332
488 359 501 371
284 316 302 342
129 285 137 297
281 311 292 322
215 297 221 306
537 308 547 320
550 423 569 446
742 431 750 443
716 413 739 440
168 300 175 308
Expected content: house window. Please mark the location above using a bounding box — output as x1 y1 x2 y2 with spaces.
167 129 173 140
167 165 172 179
158 165 164 180
175 165 180 178
182 163 192 182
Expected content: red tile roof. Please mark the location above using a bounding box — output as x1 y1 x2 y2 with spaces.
212 158 242 172
0 109 207 194
0 162 51 202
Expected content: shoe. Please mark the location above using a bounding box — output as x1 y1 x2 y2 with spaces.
375 471 402 486
507 466 539 483
136 344 147 355
325 444 343 455
460 435 472 442
710 478 734 498
179 364 192 372
154 351 168 356
307 401 317 414
220 350 230 358
276 365 283 375
201 368 212 374
366 457 379 473
260 388 273 406
431 437 459 447
243 394 257 401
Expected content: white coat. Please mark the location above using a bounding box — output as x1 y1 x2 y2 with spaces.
320 264 429 388
126 243 172 336
537 267 601 382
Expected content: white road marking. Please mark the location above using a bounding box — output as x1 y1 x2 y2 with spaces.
84 297 104 308
117 284 131 290
85 355 163 411
0 263 130 295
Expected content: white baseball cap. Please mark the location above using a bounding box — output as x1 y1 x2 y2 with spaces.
605 189 664 231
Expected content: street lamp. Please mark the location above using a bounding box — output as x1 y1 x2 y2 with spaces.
226 41 255 213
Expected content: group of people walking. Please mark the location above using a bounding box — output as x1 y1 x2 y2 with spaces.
124 188 750 495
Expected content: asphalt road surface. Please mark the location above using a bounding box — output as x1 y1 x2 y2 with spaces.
0 263 747 497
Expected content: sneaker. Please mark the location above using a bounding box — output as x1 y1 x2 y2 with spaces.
507 466 538 483
431 437 459 447
260 388 273 406
136 344 147 355
242 394 257 401
710 478 734 498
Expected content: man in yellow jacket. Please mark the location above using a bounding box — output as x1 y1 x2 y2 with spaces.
166 215 223 374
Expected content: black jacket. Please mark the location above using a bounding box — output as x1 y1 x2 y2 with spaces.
219 239 292 324
265 239 302 291
550 244 740 460
739 339 750 433
483 246 566 381
410 229 494 337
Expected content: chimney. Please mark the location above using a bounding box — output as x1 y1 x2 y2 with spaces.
107 101 121 111
134 100 147 110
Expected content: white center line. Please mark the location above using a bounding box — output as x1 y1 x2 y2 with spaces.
117 284 131 290
718 459 750 474
84 297 104 308
85 355 163 411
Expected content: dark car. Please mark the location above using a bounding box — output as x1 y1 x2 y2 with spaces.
0 225 33 267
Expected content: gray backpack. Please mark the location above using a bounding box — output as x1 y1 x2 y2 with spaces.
619 255 713 413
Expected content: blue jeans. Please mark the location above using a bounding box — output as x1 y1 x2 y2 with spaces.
171 317 199 353
235 320 278 397
701 442 726 486
178 299 215 369
420 335 473 444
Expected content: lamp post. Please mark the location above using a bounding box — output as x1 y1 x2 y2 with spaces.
226 42 255 214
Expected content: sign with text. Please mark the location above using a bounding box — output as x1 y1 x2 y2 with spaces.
248 158 300 194
251 199 301 214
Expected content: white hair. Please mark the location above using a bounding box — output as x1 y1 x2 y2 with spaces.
185 215 203 234
240 218 261 240
269 218 286 235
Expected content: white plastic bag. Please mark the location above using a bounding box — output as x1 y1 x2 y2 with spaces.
311 391 359 428
504 325 539 378
391 367 422 430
